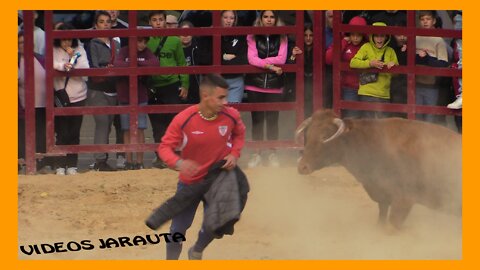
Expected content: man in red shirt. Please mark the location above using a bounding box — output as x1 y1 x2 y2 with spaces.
158 73 246 259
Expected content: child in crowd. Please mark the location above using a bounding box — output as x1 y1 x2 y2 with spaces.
114 36 159 170
326 16 368 118
350 22 398 118
415 10 449 121
447 11 462 109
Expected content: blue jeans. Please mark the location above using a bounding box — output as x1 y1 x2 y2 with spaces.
225 76 244 103
166 182 214 260
415 85 439 123
119 102 148 130
359 95 389 119
342 87 360 118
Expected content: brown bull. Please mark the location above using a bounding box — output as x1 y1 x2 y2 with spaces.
296 110 462 228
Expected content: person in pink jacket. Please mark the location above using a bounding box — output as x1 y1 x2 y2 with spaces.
244 10 288 168
325 16 367 118
52 23 90 175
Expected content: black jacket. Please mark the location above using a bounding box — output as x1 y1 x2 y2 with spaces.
221 35 247 78
245 35 284 89
146 161 249 238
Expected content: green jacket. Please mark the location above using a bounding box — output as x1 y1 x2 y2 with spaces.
350 22 398 99
147 36 189 89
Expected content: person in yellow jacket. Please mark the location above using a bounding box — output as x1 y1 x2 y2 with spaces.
350 22 398 118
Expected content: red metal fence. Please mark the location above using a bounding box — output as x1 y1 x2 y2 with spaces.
20 10 461 174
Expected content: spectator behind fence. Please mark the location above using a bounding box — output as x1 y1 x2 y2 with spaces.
179 20 201 104
86 11 120 172
350 22 398 119
326 16 367 118
166 11 180 29
447 11 462 110
18 30 54 173
104 10 128 168
52 24 90 175
114 36 159 170
286 24 314 117
323 10 334 109
220 10 248 103
370 10 406 29
244 10 288 168
106 10 129 48
415 10 449 123
18 11 45 56
146 10 189 169
390 20 408 118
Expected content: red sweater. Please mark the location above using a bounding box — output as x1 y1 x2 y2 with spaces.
325 38 365 89
158 105 246 184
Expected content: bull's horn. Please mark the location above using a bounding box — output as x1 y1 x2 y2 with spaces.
323 118 345 143
295 117 312 144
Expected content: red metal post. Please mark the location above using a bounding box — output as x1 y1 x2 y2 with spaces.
294 11 305 126
312 11 325 113
22 11 37 175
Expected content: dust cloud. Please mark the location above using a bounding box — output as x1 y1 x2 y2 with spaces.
18 165 461 260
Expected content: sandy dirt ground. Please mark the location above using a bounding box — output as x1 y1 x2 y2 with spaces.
18 165 462 260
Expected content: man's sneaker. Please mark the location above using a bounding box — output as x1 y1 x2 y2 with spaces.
152 156 168 169
93 161 116 172
116 155 126 169
66 167 78 175
268 153 280 167
447 96 462 109
188 247 203 260
247 153 262 168
56 167 66 175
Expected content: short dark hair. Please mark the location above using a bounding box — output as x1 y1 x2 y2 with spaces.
418 10 436 19
179 20 194 29
304 22 313 32
149 10 166 20
200 74 229 90
137 36 150 42
94 10 111 26
53 23 79 48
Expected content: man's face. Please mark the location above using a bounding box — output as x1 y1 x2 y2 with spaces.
106 10 119 22
149 14 166 29
95 14 112 30
419 15 436 29
166 15 178 28
180 25 192 47
203 87 228 113
394 34 407 46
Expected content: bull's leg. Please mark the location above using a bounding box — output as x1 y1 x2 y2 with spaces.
389 200 414 229
377 202 389 225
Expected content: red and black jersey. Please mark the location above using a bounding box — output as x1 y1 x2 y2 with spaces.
158 105 246 184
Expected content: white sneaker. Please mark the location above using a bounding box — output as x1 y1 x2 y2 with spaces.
247 153 262 168
447 97 462 109
66 167 78 175
116 155 126 169
268 153 280 167
56 168 66 175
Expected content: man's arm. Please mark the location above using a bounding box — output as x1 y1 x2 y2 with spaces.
158 117 183 168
